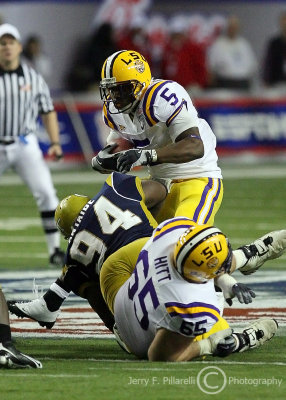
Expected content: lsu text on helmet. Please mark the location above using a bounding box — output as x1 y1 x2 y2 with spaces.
55 194 90 239
100 50 151 114
173 225 233 283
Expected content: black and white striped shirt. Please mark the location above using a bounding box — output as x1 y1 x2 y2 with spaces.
0 63 54 140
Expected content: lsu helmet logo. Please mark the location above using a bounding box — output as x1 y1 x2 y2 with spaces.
207 257 219 269
134 59 145 74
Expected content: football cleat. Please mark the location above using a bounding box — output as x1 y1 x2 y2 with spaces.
0 342 42 369
8 298 59 329
236 318 278 352
239 230 286 275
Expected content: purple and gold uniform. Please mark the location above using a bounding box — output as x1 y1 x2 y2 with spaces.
102 217 229 358
103 79 223 224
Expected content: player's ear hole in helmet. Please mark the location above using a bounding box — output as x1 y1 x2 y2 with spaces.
100 50 152 114
55 194 90 239
173 225 233 283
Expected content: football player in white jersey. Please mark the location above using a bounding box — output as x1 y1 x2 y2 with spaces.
92 50 222 224
101 218 282 360
9 168 286 336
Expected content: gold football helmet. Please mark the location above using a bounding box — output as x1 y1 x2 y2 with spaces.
173 225 233 283
55 194 90 239
100 50 152 113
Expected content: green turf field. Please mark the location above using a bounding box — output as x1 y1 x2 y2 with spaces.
1 338 285 400
0 165 285 399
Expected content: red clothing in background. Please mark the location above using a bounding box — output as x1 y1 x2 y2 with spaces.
161 37 208 88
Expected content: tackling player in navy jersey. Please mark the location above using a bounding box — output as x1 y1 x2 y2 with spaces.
9 170 286 337
8 173 167 331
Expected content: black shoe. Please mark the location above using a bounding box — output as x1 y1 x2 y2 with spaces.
49 248 65 267
0 342 42 369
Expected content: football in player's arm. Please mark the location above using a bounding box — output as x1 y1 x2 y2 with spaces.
92 50 223 225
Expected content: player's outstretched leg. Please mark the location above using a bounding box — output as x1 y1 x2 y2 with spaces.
232 318 278 353
234 230 286 275
0 342 42 369
8 298 59 329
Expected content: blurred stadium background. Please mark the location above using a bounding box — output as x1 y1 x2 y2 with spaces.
0 1 286 399
1 0 286 163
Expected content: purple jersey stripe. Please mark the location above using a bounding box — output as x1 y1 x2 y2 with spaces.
203 179 222 223
149 81 171 123
153 217 194 239
193 178 213 222
142 84 156 127
103 115 112 129
168 311 219 322
142 80 172 127
155 217 193 232
166 100 186 127
106 108 118 131
165 301 220 314
153 224 193 242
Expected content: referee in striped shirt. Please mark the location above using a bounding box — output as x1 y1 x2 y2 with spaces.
0 23 65 267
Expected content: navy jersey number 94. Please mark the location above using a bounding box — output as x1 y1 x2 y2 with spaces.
66 172 157 277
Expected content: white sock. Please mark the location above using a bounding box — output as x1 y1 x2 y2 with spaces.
198 338 212 355
50 283 70 299
233 249 248 269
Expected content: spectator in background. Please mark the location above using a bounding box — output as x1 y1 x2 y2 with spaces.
117 15 151 63
263 11 286 86
22 35 52 83
66 23 118 92
145 14 168 78
161 16 208 91
86 22 119 88
207 15 257 90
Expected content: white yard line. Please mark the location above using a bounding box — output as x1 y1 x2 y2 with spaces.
1 165 286 186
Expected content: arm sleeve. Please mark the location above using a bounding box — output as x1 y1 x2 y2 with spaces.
146 81 199 142
38 75 54 114
167 106 199 142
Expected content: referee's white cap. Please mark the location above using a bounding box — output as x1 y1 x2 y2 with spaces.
0 23 21 41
